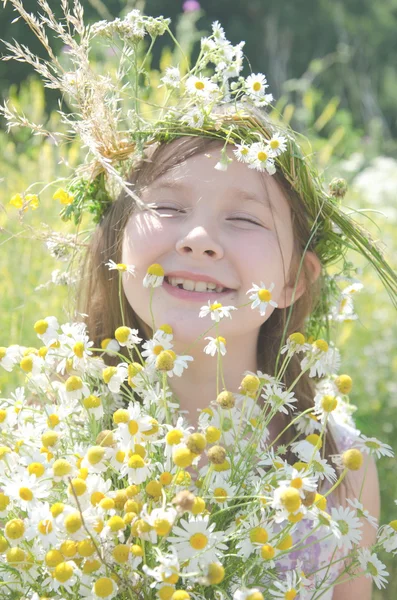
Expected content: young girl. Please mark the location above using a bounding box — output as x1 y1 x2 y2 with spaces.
79 112 381 599
3 6 394 598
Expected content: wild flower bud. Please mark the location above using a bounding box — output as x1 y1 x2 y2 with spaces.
207 445 226 465
216 390 235 409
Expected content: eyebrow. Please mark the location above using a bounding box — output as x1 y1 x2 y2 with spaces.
150 180 275 212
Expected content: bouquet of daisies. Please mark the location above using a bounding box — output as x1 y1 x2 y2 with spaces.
0 264 396 600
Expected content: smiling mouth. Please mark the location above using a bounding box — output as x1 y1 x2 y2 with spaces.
164 276 233 294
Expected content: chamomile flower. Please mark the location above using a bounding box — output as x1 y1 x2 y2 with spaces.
278 467 318 499
245 73 268 96
181 107 205 128
269 570 300 599
113 402 153 446
235 512 274 559
233 143 251 163
3 471 52 513
203 336 227 356
268 133 287 156
199 301 237 322
160 66 181 88
141 333 173 366
170 515 228 570
347 498 378 529
246 282 278 316
330 505 363 551
262 384 297 414
102 363 128 393
357 548 389 589
33 316 59 346
0 344 20 372
62 375 90 401
185 75 219 100
247 142 276 175
114 326 142 349
121 453 152 484
106 259 135 276
143 263 165 288
24 502 58 548
42 560 82 594
91 577 118 600
300 340 341 378
357 435 394 459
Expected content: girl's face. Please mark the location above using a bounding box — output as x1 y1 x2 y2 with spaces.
122 142 298 348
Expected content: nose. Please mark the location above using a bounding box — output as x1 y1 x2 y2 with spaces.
175 225 224 259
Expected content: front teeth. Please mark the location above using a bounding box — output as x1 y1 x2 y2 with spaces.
167 277 225 293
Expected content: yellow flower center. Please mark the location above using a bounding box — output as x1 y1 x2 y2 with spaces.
28 462 45 477
279 487 301 512
115 326 130 344
73 341 85 358
147 263 164 276
128 420 139 435
290 477 303 489
253 81 262 91
189 532 208 550
260 544 275 560
213 487 228 503
54 561 74 582
103 366 117 383
128 454 145 469
285 591 297 600
258 289 271 302
19 487 33 501
65 376 83 392
195 80 205 90
53 459 72 477
64 513 82 534
166 429 184 445
38 519 53 535
210 302 222 311
83 395 101 409
313 339 329 352
249 526 269 544
5 519 25 539
34 319 48 335
257 151 268 162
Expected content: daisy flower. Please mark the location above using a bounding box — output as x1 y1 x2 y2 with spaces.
199 301 237 322
244 73 273 107
114 326 142 349
121 453 152 485
33 316 59 346
347 498 378 529
246 282 278 317
185 75 219 100
143 263 165 288
233 143 251 163
3 471 52 513
357 435 394 459
181 107 205 128
330 505 363 552
262 384 297 414
24 502 58 548
300 341 341 378
165 351 194 378
170 515 228 570
357 548 389 589
268 133 287 156
245 73 269 96
102 363 128 394
310 454 337 483
141 332 173 366
105 259 135 276
0 344 21 372
113 401 153 447
62 375 90 402
278 466 318 499
203 336 227 356
235 512 274 559
42 560 82 594
269 570 300 599
247 142 276 175
91 577 118 600
160 66 181 89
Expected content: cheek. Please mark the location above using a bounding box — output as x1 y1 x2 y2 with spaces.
122 213 169 268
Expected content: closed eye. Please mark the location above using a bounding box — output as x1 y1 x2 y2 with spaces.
228 217 262 225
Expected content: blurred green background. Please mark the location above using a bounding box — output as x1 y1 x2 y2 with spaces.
0 1 396 597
